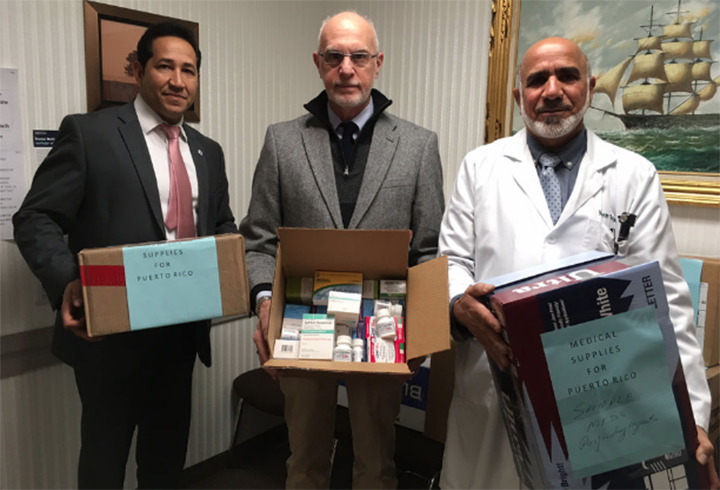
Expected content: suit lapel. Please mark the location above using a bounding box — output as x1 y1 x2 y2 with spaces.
117 103 165 236
504 130 554 228
348 116 398 229
301 122 343 228
185 127 209 236
563 130 615 218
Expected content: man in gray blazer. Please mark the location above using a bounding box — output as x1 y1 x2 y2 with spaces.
239 11 444 489
13 23 237 489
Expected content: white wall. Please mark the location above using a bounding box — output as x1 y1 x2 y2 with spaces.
0 1 492 488
670 205 720 258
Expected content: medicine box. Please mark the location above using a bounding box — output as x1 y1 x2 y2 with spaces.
486 252 707 489
327 291 362 327
263 228 450 377
273 339 300 359
281 304 311 340
286 277 313 305
78 234 249 336
363 280 378 299
313 271 363 305
298 314 335 360
366 317 405 363
379 280 407 299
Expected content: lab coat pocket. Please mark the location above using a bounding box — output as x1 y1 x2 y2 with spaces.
584 219 615 253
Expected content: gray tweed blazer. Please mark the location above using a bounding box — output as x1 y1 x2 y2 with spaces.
239 94 445 293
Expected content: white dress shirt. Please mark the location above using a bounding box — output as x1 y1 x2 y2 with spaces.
134 95 199 241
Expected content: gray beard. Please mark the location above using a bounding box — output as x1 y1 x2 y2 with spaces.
521 91 590 140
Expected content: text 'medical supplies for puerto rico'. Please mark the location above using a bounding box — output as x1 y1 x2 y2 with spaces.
484 251 707 489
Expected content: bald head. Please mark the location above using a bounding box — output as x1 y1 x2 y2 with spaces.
519 37 590 86
513 37 595 148
318 11 379 53
313 11 384 121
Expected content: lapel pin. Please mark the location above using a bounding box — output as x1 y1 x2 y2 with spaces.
198 149 203 156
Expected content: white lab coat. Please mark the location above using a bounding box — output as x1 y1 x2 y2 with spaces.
438 129 711 489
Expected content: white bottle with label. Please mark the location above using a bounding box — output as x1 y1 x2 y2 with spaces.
333 335 353 362
375 308 396 340
352 338 365 362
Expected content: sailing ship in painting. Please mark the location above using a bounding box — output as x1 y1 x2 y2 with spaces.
593 0 719 130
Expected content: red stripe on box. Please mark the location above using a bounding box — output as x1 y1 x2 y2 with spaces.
81 265 126 286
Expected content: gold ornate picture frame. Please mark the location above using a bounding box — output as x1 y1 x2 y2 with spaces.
84 1 200 122
485 0 719 208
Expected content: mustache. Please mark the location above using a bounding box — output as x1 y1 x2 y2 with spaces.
162 91 187 99
536 103 572 113
333 81 361 89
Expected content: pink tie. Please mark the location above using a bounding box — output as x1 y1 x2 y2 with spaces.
160 124 195 238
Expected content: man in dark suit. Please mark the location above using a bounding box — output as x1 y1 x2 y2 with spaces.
240 11 444 489
13 22 237 489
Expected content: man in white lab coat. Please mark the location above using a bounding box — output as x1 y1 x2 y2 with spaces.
438 37 717 489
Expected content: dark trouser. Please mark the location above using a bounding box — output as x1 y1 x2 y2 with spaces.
73 329 197 489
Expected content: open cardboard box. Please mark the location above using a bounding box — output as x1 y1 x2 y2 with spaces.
263 228 450 377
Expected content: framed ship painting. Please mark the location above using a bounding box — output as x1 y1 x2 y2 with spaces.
485 0 719 207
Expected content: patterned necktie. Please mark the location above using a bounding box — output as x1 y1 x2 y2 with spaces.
160 124 195 238
339 121 359 175
538 153 563 225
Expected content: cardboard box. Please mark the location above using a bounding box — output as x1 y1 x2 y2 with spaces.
263 228 450 377
707 365 720 470
486 252 708 489
79 234 249 336
684 256 719 367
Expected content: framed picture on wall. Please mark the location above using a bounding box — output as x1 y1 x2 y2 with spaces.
83 1 200 122
484 0 719 207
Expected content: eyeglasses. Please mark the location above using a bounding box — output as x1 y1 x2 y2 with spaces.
318 50 379 68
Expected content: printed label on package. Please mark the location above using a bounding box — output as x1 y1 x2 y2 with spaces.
541 306 684 478
122 237 223 330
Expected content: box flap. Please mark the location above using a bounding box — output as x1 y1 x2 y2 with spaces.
267 246 287 358
264 359 411 378
216 234 250 317
424 347 456 443
406 256 450 359
276 228 410 279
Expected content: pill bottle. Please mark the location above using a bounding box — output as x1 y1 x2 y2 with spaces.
375 308 396 340
333 335 353 362
352 338 365 362
391 303 403 317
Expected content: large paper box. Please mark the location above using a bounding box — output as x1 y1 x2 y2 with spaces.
708 365 720 469
263 228 450 377
79 234 250 336
486 252 708 489
685 256 720 367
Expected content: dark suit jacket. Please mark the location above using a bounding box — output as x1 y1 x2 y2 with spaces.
13 101 237 372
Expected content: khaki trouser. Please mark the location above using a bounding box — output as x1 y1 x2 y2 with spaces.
280 376 402 489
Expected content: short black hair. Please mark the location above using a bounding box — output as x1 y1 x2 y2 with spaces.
136 21 201 70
